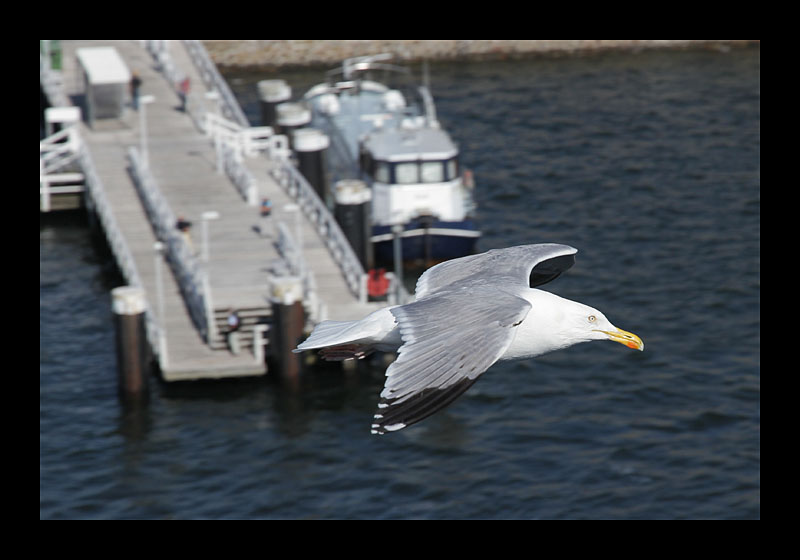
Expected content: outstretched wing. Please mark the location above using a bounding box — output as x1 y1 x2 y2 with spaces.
371 286 532 434
414 243 578 298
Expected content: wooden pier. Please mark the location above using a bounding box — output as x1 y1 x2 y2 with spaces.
40 40 388 381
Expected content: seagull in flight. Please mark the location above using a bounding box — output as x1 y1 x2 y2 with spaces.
294 243 643 434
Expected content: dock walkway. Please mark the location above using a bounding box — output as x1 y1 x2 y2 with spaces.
45 40 382 380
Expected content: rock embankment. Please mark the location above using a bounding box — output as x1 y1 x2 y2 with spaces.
202 40 756 70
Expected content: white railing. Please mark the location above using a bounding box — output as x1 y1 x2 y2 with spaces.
271 162 368 303
127 146 217 343
220 141 258 205
203 112 277 205
181 40 250 128
147 39 370 308
204 111 275 156
39 44 170 360
141 40 209 133
78 144 167 367
40 127 85 212
274 221 321 322
40 126 82 173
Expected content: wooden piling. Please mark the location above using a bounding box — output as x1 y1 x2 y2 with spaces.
257 79 291 129
112 286 149 400
268 277 305 387
275 102 311 150
294 128 329 202
334 179 373 270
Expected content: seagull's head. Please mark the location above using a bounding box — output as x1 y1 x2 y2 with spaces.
520 290 644 356
576 306 644 351
561 299 644 351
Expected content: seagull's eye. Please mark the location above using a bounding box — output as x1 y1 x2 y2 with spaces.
588 315 596 323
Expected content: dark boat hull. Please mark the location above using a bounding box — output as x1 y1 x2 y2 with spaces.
371 218 480 265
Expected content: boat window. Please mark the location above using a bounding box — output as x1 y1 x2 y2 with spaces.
374 161 390 183
421 161 445 183
395 162 419 184
446 158 458 181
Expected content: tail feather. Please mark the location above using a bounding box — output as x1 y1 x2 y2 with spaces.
294 320 360 352
293 307 399 361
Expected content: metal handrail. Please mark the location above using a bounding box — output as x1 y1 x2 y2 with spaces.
40 127 82 174
39 44 168 362
181 40 249 128
127 146 216 343
221 142 258 205
204 110 275 156
275 221 320 321
142 40 207 133
271 161 367 303
203 111 275 205
77 144 166 365
151 40 368 307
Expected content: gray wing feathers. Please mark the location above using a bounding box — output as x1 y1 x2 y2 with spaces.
414 243 577 298
372 288 532 433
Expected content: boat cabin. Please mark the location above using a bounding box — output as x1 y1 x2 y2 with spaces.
360 126 467 226
360 127 459 185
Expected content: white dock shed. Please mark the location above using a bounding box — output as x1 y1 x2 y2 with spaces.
76 47 131 124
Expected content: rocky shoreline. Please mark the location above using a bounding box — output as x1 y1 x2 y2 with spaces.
202 40 757 70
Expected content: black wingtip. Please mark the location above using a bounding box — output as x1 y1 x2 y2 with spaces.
369 377 479 435
529 253 576 288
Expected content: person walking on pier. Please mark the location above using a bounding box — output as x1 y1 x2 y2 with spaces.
258 197 273 237
260 198 273 218
175 216 194 254
130 71 142 110
178 76 190 112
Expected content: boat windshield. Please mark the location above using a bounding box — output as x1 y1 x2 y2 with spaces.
370 158 459 184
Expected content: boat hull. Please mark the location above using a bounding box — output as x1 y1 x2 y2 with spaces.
371 218 480 265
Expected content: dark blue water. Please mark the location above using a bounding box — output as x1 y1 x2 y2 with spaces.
40 46 759 519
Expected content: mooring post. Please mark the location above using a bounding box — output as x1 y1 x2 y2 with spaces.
257 79 291 129
112 286 149 401
275 102 311 150
293 128 330 202
334 179 373 270
269 277 305 387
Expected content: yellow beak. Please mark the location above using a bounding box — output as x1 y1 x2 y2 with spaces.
596 327 644 351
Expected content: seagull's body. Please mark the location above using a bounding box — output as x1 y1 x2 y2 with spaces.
294 244 643 434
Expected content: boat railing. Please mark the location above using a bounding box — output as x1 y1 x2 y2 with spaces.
330 53 397 81
417 85 440 128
